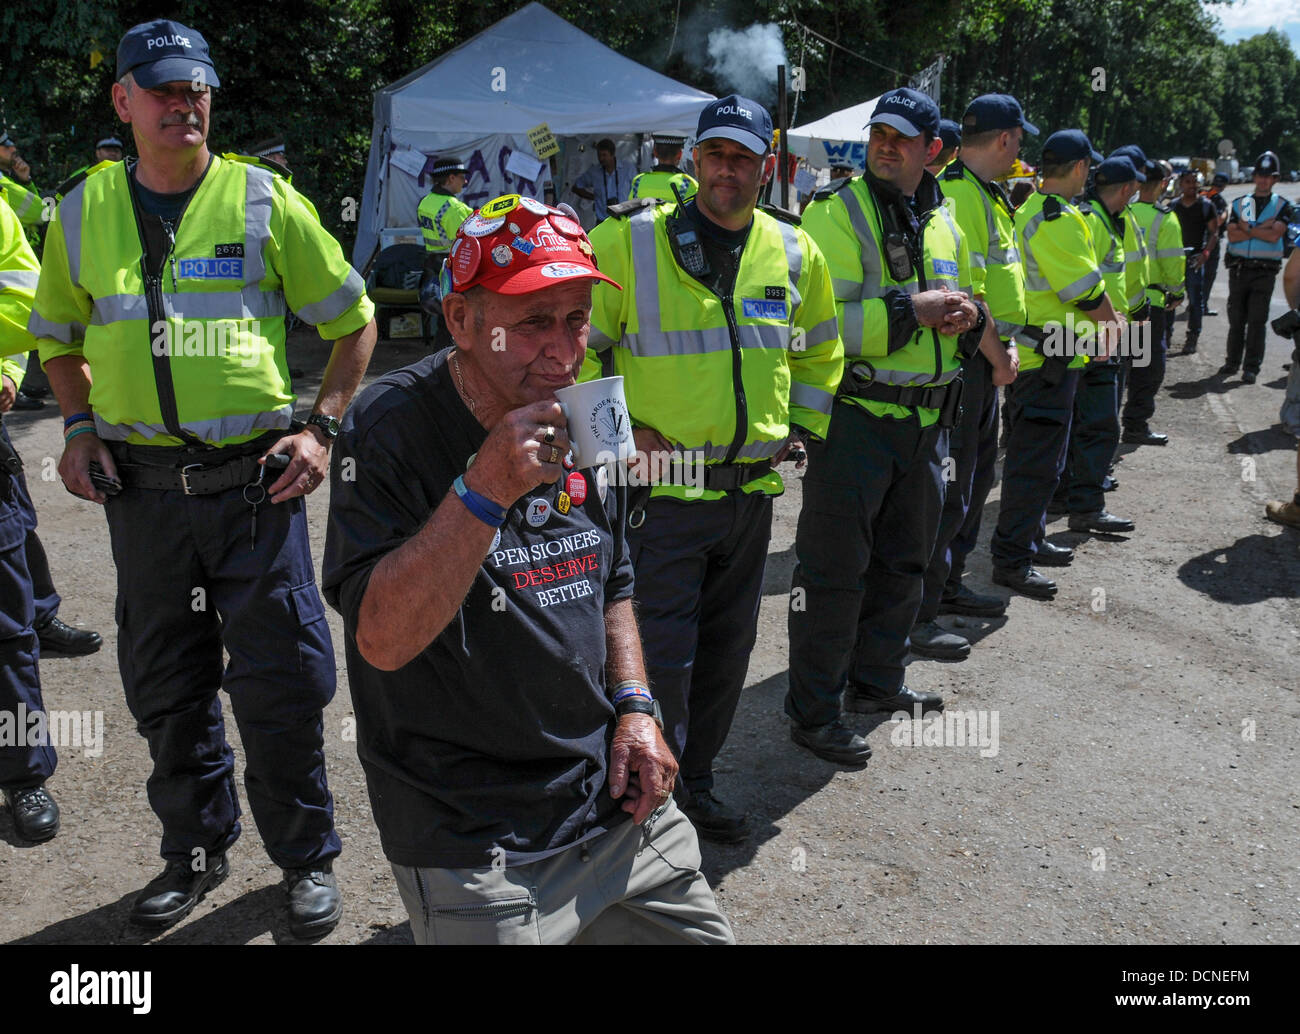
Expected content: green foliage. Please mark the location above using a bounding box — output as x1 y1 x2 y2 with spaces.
2 0 1297 258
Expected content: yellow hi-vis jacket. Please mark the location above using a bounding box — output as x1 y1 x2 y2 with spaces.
1014 190 1107 371
31 155 373 447
417 191 472 254
628 167 698 203
0 198 39 389
801 171 971 426
1131 200 1186 306
939 159 1026 340
586 200 843 502
0 173 45 227
1119 205 1150 316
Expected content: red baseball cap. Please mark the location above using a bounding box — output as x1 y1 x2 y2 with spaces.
446 194 621 295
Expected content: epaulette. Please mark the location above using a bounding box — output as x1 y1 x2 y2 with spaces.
53 159 115 201
1155 200 1172 213
222 152 291 181
759 201 801 226
1042 195 1064 221
606 197 666 218
812 176 856 202
940 159 965 182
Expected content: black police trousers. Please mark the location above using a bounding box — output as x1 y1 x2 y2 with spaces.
918 352 997 622
103 456 340 868
1065 358 1120 515
787 403 947 727
629 491 772 794
1226 265 1280 375
1122 307 1168 432
991 365 1081 570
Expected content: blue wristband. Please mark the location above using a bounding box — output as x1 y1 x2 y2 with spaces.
64 411 92 429
453 475 506 527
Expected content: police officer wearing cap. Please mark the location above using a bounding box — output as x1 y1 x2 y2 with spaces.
1223 150 1295 383
418 156 472 257
0 131 44 228
991 129 1126 598
911 94 1034 661
587 94 842 835
1059 154 1142 536
926 118 962 177
30 19 378 937
1125 157 1185 446
790 88 984 756
248 135 289 171
629 134 698 202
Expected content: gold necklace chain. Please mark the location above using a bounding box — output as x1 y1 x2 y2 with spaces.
451 349 476 414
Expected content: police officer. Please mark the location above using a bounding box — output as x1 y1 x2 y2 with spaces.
587 95 842 836
790 88 983 759
1062 155 1141 535
911 94 1033 661
926 118 962 176
1222 150 1294 383
417 156 471 258
628 134 698 201
31 19 377 936
991 130 1125 598
248 135 289 171
1124 157 1185 446
0 131 44 228
1203 171 1229 313
0 195 60 843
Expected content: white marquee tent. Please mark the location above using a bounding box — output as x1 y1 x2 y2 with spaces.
786 95 883 172
353 2 715 267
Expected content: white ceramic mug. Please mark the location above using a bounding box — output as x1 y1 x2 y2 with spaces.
554 376 633 468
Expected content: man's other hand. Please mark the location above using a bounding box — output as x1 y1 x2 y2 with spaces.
609 714 678 824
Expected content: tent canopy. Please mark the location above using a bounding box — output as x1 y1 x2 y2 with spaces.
354 2 714 265
787 96 882 171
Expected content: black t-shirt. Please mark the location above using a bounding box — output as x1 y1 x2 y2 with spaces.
1173 195 1216 251
321 349 636 869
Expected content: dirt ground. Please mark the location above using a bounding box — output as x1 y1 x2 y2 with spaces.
2 185 1296 946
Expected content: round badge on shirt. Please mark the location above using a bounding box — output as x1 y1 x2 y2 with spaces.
565 471 587 505
526 498 551 527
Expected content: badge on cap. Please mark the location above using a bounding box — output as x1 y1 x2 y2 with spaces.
526 498 551 527
508 222 522 235
450 236 482 287
540 262 592 279
577 240 594 256
556 492 571 515
549 215 585 237
481 194 521 218
566 471 587 505
461 213 505 237
511 236 536 255
519 197 549 215
491 244 513 267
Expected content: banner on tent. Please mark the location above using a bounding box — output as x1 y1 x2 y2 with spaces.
385 134 553 229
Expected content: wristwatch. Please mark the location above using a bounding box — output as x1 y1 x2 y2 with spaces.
305 413 340 441
614 696 664 732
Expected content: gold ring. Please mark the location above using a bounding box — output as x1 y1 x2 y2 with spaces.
551 445 562 463
544 426 556 444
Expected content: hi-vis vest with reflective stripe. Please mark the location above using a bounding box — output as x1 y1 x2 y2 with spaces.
0 198 39 388
1014 190 1105 372
628 168 697 203
1228 193 1287 262
940 160 1026 340
417 191 471 253
0 173 45 227
1132 201 1185 305
802 173 968 425
31 155 371 447
1077 199 1127 307
1119 206 1149 314
586 202 842 502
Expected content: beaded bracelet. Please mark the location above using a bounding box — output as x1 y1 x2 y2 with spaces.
452 475 506 528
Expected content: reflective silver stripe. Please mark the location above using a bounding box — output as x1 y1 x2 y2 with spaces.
994 318 1023 339
775 219 803 312
1024 269 1051 292
968 251 988 269
295 268 365 325
242 164 274 287
0 269 39 291
803 316 838 348
832 276 861 298
91 288 287 325
842 303 865 355
855 364 961 387
61 179 87 286
678 438 787 462
623 322 788 357
588 326 617 350
1058 269 1101 303
629 207 660 345
842 187 884 301
93 403 294 444
1153 247 1184 259
1020 207 1048 244
1099 260 1124 274
789 380 834 415
28 312 84 344
990 245 1020 264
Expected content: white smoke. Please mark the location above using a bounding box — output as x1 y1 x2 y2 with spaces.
706 24 788 103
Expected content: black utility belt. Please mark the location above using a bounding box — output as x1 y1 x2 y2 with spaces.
1225 256 1280 271
107 433 284 495
702 458 772 492
840 377 959 411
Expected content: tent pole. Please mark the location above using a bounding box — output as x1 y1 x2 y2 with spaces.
777 65 789 210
